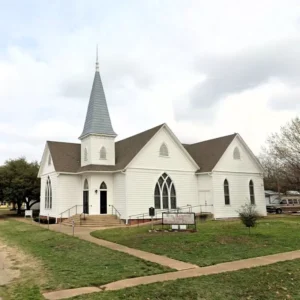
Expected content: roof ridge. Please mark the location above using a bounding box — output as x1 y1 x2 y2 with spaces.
187 133 237 147
116 123 165 144
47 141 80 145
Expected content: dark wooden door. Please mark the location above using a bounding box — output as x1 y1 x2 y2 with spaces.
83 191 89 214
100 191 107 214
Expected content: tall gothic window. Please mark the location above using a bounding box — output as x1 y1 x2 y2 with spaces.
249 180 255 205
224 179 230 205
154 173 176 209
45 176 52 209
84 148 88 161
48 155 52 166
100 146 106 159
159 143 169 157
233 147 241 160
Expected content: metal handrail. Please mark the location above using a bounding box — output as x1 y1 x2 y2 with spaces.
59 205 83 224
109 205 122 223
129 204 214 220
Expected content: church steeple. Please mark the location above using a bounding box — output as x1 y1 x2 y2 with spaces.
79 48 117 140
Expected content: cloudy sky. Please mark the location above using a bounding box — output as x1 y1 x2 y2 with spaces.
0 0 300 164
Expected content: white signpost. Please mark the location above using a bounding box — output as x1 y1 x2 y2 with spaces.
162 213 196 231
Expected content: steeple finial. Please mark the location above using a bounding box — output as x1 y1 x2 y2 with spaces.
96 44 99 72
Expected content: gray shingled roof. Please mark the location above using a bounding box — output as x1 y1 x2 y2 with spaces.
48 124 164 173
79 70 116 139
48 126 237 174
184 133 237 172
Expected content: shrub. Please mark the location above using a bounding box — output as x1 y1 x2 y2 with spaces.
237 204 260 234
33 216 56 224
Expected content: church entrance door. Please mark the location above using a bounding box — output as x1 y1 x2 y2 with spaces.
83 191 89 214
100 191 107 214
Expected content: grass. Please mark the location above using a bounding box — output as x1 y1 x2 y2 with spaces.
71 258 300 300
91 216 300 266
0 220 170 297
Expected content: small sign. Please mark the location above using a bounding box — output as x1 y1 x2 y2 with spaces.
163 212 195 225
149 207 155 217
24 210 33 218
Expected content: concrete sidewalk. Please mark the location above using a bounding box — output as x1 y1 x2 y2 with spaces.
43 250 300 300
13 218 199 271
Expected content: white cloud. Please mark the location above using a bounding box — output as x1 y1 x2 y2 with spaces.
0 0 300 164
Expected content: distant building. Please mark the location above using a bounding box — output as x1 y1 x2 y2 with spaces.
265 190 281 204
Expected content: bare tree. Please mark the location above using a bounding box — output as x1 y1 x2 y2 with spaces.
261 117 300 192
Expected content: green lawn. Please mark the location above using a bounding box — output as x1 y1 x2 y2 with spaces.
72 258 300 300
91 216 300 266
0 220 170 299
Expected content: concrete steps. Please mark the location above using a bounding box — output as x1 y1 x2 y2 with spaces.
62 214 125 227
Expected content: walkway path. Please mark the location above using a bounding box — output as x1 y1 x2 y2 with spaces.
13 218 198 271
10 218 300 299
43 250 300 300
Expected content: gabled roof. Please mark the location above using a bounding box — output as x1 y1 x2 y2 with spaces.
47 124 164 173
47 141 81 173
184 134 237 173
79 69 116 139
46 125 239 174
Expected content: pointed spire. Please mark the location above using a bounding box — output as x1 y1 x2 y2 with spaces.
95 44 99 72
79 50 117 139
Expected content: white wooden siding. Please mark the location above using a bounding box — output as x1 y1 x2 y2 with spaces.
128 127 197 172
126 169 198 218
39 146 55 176
113 172 126 219
212 172 266 218
56 174 82 218
214 136 262 173
81 135 115 166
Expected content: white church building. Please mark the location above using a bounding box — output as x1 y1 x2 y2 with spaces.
38 56 267 224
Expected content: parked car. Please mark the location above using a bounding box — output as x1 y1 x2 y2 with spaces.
267 198 300 214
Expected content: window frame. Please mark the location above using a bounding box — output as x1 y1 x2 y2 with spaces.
224 179 230 205
159 143 169 157
154 173 176 209
100 146 107 160
249 180 255 205
83 179 89 190
233 147 241 160
84 147 88 161
45 176 52 210
100 181 107 190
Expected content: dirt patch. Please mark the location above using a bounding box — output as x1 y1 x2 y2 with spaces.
0 243 20 286
0 239 45 287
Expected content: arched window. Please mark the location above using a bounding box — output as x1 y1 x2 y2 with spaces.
249 180 255 205
100 181 107 190
233 147 241 160
224 179 230 205
45 176 52 209
154 173 176 209
48 155 52 166
83 179 89 190
159 143 169 157
100 146 106 159
84 148 88 161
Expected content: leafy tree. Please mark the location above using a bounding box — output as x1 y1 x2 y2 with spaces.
238 204 260 234
0 158 40 214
